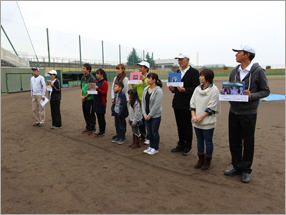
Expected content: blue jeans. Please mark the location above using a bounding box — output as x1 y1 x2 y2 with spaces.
114 114 125 140
145 116 161 150
194 127 214 156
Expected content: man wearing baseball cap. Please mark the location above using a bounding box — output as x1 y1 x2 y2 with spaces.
131 61 150 144
30 67 46 127
223 44 270 183
169 53 200 156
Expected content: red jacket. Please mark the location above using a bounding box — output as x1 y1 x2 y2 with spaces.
96 80 108 106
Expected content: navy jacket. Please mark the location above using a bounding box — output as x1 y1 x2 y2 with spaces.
50 79 61 101
112 90 128 119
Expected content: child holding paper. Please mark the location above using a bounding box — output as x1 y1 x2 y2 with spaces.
48 70 62 129
128 89 143 148
190 69 220 170
93 69 108 137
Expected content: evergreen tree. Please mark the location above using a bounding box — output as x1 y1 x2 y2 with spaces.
126 48 141 65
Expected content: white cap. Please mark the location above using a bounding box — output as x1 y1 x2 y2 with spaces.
175 52 190 59
137 61 150 69
232 44 256 54
48 70 57 75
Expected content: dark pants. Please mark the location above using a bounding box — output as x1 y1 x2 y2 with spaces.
145 116 161 150
139 117 147 140
173 108 193 150
82 100 96 131
194 127 214 156
228 111 257 174
96 112 106 134
114 114 126 140
50 100 62 127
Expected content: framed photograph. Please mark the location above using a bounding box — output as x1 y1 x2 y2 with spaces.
166 73 183 87
129 72 142 84
46 80 52 91
219 82 248 102
87 83 98 94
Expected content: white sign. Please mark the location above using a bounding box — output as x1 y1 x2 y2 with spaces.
219 94 249 102
40 96 49 107
166 82 184 87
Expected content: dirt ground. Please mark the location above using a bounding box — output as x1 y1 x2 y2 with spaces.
1 76 285 214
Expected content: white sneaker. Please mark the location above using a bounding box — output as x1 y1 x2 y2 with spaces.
143 147 152 154
147 148 158 155
144 139 150 145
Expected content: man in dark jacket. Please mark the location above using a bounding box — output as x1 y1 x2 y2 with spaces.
81 63 96 135
169 53 200 156
223 44 270 183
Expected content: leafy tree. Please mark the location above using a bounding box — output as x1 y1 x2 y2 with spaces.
145 52 156 67
126 48 141 65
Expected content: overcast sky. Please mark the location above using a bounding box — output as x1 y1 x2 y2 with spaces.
2 1 285 67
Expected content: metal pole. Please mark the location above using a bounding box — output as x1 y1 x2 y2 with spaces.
102 40 104 67
133 47 135 69
1 25 18 56
119 44 121 64
143 50 145 61
151 52 154 67
79 35 82 68
46 28 51 67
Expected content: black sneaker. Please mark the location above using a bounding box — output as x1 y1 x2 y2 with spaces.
241 172 251 183
96 132 105 137
112 135 117 139
38 123 44 127
183 148 191 156
88 130 97 135
224 168 242 176
171 145 184 152
33 123 40 126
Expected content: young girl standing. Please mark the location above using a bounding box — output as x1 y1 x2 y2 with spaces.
93 69 108 137
141 73 163 155
190 68 220 170
111 64 129 140
128 89 143 148
48 70 62 129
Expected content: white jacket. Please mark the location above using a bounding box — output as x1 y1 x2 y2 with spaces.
30 75 46 97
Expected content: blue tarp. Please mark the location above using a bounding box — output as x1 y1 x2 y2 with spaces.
260 94 285 101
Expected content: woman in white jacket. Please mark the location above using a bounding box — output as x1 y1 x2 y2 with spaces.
190 69 220 170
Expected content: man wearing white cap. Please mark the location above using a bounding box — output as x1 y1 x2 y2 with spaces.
131 61 150 144
223 44 270 183
169 53 200 156
30 67 46 127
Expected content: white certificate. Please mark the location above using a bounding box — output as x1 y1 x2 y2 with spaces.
166 82 184 87
87 90 98 94
128 80 142 84
46 86 52 92
219 94 249 102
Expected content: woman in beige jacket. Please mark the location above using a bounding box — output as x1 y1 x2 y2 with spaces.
190 69 220 170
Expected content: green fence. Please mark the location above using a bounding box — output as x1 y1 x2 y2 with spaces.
1 67 45 93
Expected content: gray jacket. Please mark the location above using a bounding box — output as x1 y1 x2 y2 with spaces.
229 63 270 115
142 86 163 119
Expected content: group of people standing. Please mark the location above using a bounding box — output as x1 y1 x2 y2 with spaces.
31 43 270 183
